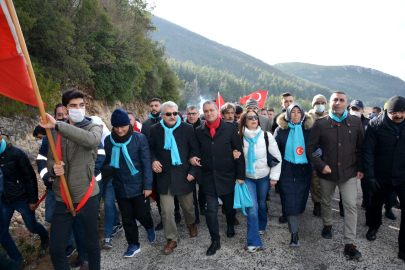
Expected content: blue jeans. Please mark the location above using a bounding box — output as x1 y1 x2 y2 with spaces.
245 175 270 247
98 180 120 236
45 190 75 246
0 199 19 268
1 199 48 261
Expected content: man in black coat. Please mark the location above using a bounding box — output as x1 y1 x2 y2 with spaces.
363 95 405 262
186 105 205 218
193 100 245 256
142 98 180 230
149 101 201 255
0 137 49 264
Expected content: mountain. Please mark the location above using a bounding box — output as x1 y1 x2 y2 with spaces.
151 16 294 83
274 62 405 106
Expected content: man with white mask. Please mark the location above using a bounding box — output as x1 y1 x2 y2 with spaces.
308 94 328 217
40 89 102 270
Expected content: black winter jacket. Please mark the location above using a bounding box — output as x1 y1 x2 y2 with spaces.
0 141 38 204
195 119 245 196
141 116 161 140
363 111 405 186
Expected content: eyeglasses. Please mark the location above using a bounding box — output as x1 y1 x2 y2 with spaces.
164 112 178 117
187 113 197 116
389 111 405 116
247 115 258 120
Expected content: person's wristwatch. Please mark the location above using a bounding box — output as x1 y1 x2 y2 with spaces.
55 121 60 131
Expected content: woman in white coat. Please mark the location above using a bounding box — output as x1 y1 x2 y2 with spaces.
238 109 282 252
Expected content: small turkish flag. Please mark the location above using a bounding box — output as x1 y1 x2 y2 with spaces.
239 90 268 108
216 92 225 118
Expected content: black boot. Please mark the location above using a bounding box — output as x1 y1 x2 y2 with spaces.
289 232 300 247
321 225 332 239
385 208 397 220
366 228 378 241
344 244 362 261
155 220 164 231
393 197 400 209
313 203 321 217
206 240 221 256
279 215 287 224
227 224 235 238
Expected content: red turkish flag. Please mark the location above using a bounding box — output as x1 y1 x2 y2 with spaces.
215 92 225 118
0 1 39 107
238 90 268 108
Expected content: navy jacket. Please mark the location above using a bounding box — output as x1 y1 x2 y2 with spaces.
104 132 153 198
274 113 313 216
36 136 53 189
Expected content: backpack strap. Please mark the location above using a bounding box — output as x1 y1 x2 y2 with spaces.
264 131 269 151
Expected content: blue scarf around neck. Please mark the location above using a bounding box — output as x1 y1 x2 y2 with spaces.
0 139 6 155
149 112 161 119
161 116 182 166
329 109 348 123
285 122 308 164
244 129 262 174
109 135 139 176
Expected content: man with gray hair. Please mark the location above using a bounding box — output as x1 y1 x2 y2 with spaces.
149 101 201 255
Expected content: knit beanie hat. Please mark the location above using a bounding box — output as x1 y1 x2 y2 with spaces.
111 108 130 127
246 99 259 109
386 95 405 113
312 94 327 107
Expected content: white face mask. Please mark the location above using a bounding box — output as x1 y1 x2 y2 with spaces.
350 111 361 118
68 109 85 123
37 140 43 148
315 104 325 113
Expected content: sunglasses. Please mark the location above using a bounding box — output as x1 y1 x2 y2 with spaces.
164 112 178 117
247 115 258 120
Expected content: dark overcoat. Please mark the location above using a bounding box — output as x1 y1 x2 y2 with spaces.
195 119 245 197
274 113 313 216
149 121 201 195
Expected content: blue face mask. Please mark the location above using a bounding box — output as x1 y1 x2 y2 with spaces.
371 113 376 118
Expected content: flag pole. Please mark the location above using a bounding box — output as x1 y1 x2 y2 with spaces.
5 0 76 216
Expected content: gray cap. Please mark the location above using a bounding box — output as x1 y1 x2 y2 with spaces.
245 99 259 109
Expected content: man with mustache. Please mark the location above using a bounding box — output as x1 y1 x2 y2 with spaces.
221 103 238 129
363 95 405 262
306 91 364 261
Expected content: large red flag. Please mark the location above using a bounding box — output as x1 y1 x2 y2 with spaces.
215 92 225 118
0 0 38 107
239 90 268 108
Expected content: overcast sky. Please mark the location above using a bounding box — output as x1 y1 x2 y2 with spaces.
147 0 405 81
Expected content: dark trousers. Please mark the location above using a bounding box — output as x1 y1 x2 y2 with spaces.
49 196 100 270
193 185 200 221
198 184 206 210
205 192 234 241
360 179 395 223
153 172 179 216
116 194 154 246
369 181 405 252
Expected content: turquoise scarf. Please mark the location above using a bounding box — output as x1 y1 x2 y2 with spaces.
149 112 161 119
161 116 182 166
329 109 347 123
0 139 6 155
244 129 262 174
284 122 308 164
109 135 139 176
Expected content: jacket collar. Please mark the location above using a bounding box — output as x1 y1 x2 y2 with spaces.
201 118 227 138
243 126 261 139
277 112 314 130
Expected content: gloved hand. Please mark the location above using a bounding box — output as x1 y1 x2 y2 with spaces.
367 178 380 194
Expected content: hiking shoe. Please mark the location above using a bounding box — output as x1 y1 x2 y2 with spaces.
112 223 123 236
40 234 49 250
155 220 164 231
322 225 332 239
146 227 156 243
103 236 113 249
344 244 362 261
245 245 264 253
66 245 76 257
289 232 300 247
175 211 181 224
123 244 140 258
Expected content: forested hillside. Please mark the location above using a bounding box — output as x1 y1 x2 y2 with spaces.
275 63 405 106
1 0 180 117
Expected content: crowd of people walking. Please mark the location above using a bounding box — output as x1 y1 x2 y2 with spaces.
0 88 404 270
